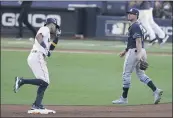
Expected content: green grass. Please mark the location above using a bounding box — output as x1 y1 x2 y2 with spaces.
1 50 172 105
1 39 172 53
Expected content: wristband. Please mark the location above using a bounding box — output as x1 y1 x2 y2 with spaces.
51 42 57 47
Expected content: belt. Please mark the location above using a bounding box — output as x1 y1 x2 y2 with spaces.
129 48 137 52
129 48 145 52
31 50 46 58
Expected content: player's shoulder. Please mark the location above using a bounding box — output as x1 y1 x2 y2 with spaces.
131 22 141 29
131 22 139 29
39 26 50 32
37 26 50 37
37 26 50 34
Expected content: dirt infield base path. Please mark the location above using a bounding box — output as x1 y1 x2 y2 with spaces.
1 103 172 117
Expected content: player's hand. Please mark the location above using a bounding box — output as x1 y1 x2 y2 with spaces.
45 49 51 57
119 51 126 58
47 51 51 57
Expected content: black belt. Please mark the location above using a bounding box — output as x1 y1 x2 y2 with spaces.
129 48 137 52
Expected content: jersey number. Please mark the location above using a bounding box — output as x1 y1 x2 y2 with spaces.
139 22 147 40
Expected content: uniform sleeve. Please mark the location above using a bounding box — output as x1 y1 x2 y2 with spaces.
132 24 142 39
37 27 49 37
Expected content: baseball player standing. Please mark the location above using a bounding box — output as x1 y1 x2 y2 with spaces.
130 1 169 46
112 8 163 104
14 18 61 110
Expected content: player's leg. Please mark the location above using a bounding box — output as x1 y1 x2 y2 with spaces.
112 49 136 104
139 9 157 45
14 52 48 92
32 55 49 109
28 53 50 109
135 65 163 104
14 76 48 109
14 52 48 90
135 50 163 104
14 52 50 109
14 77 47 93
149 8 169 45
32 82 48 109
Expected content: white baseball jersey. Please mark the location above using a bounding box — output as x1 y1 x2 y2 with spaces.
32 26 51 55
27 26 51 84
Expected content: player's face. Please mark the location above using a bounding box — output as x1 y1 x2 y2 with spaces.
127 13 137 21
50 23 57 34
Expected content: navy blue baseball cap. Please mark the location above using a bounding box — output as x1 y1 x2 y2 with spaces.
127 8 139 16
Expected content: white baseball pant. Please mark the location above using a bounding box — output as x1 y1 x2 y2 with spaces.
138 8 165 40
27 50 50 84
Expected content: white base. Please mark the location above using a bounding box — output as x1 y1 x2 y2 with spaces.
27 109 56 114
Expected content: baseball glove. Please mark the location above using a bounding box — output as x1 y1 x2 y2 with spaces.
139 60 149 70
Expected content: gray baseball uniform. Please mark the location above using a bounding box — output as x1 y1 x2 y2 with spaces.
123 21 151 88
112 8 163 105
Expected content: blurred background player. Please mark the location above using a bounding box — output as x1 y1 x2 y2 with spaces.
129 1 169 46
16 1 37 40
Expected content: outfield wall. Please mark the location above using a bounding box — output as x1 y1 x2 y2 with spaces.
96 16 173 42
1 2 173 43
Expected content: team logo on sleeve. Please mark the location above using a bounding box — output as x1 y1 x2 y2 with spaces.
133 33 141 38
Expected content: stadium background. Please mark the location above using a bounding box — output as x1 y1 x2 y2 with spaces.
1 1 173 117
1 1 173 42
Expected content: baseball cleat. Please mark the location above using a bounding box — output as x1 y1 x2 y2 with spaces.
160 35 169 46
112 96 128 104
14 77 22 93
153 88 163 104
31 104 45 110
148 39 158 46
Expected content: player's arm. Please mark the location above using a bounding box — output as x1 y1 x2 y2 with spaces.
36 33 47 49
119 40 129 57
133 25 143 60
49 37 59 51
49 29 61 51
36 33 51 57
119 45 128 58
36 27 50 49
136 37 142 54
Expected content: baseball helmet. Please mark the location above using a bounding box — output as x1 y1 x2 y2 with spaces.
44 18 60 29
127 8 139 18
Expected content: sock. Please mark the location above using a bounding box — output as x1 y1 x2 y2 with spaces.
34 85 48 106
147 81 157 92
21 79 44 86
122 87 129 98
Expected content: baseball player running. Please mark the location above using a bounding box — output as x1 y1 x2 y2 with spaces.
112 8 163 104
14 18 61 110
131 1 169 46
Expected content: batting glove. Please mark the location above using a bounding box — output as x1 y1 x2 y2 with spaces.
45 49 51 57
